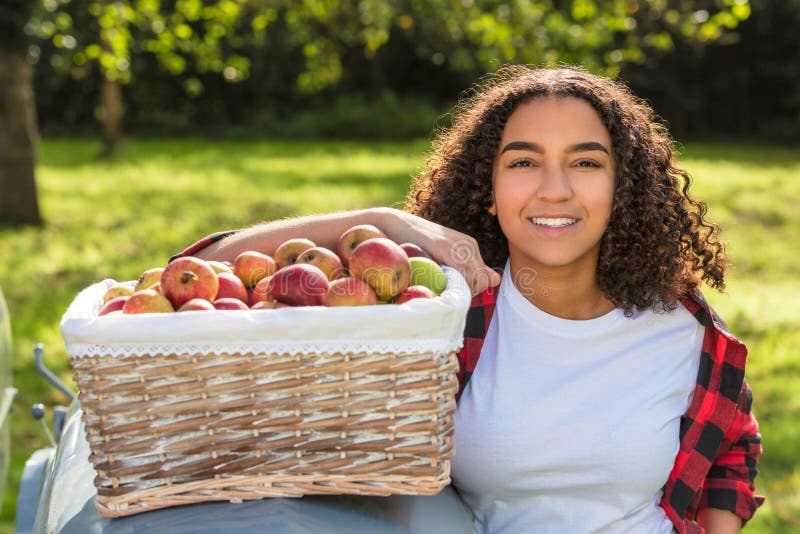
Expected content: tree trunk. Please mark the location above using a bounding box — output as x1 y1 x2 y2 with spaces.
100 76 123 157
0 48 41 225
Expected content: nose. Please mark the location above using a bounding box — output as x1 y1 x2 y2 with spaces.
536 163 573 202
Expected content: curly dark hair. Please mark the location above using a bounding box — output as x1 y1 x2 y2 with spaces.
405 65 726 314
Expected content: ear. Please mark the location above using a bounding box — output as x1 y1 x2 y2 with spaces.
488 198 497 216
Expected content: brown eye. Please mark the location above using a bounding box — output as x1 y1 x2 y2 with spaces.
576 159 600 168
510 159 534 168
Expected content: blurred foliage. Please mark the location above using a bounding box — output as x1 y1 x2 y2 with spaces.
7 1 797 141
26 0 752 84
19 0 754 132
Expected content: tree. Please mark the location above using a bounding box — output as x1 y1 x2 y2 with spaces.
0 0 41 225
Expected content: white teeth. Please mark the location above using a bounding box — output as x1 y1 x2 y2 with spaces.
531 217 577 227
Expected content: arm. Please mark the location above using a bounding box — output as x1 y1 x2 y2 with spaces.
191 207 501 295
697 508 741 533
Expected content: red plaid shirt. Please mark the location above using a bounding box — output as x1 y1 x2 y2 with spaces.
457 283 764 533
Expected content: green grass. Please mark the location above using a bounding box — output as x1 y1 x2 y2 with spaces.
1 138 798 532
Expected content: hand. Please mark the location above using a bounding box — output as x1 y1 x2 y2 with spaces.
377 208 502 296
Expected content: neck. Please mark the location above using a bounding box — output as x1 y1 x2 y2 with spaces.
507 256 616 320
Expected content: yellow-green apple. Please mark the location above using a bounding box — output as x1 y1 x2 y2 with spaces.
408 257 448 295
122 289 174 314
399 243 432 260
178 298 216 312
348 238 411 300
337 225 386 266
394 285 438 304
213 298 250 310
216 272 248 303
251 300 288 310
233 250 276 288
103 284 133 303
249 275 272 306
296 246 345 280
99 296 130 316
135 267 165 292
161 257 219 308
273 238 316 270
208 260 233 274
266 263 329 306
325 277 378 306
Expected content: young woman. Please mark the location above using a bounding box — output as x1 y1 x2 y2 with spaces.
177 65 763 533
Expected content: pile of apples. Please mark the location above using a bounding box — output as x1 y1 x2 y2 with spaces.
99 224 448 316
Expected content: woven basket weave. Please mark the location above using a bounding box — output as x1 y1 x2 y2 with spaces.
63 269 469 518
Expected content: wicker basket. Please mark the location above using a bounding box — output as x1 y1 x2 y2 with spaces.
61 268 470 518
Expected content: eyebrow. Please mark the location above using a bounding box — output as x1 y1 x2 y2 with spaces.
500 140 610 155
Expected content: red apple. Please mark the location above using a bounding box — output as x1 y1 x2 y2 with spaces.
249 275 272 306
266 263 330 306
102 284 133 303
233 250 276 288
296 246 345 281
161 257 219 309
213 298 250 310
99 296 130 316
337 224 386 266
399 243 432 260
394 285 437 304
216 272 248 303
325 277 378 306
348 238 411 301
273 238 316 270
178 298 216 312
122 289 174 314
134 267 165 292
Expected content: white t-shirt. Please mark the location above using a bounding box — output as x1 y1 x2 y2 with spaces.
452 265 703 534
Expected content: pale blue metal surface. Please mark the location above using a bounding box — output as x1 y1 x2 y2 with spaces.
30 401 476 533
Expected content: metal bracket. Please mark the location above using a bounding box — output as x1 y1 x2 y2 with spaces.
33 344 75 401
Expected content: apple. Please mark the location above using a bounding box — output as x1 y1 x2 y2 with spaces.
337 225 386 266
266 263 330 306
216 272 249 303
348 238 411 301
122 289 174 314
251 300 287 310
102 284 133 303
213 298 250 310
408 257 448 295
161 257 219 309
208 260 233 274
150 282 162 294
233 250 276 288
273 238 316 270
399 243 432 260
99 296 130 316
394 285 438 304
296 246 345 281
325 277 378 306
249 275 272 306
178 298 216 312
177 299 215 311
134 267 165 292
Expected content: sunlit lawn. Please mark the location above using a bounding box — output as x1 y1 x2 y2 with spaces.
0 138 797 532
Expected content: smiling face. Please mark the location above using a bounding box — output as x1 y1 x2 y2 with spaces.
490 96 616 279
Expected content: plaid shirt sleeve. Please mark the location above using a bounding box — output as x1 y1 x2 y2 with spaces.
698 378 765 524
168 230 239 262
